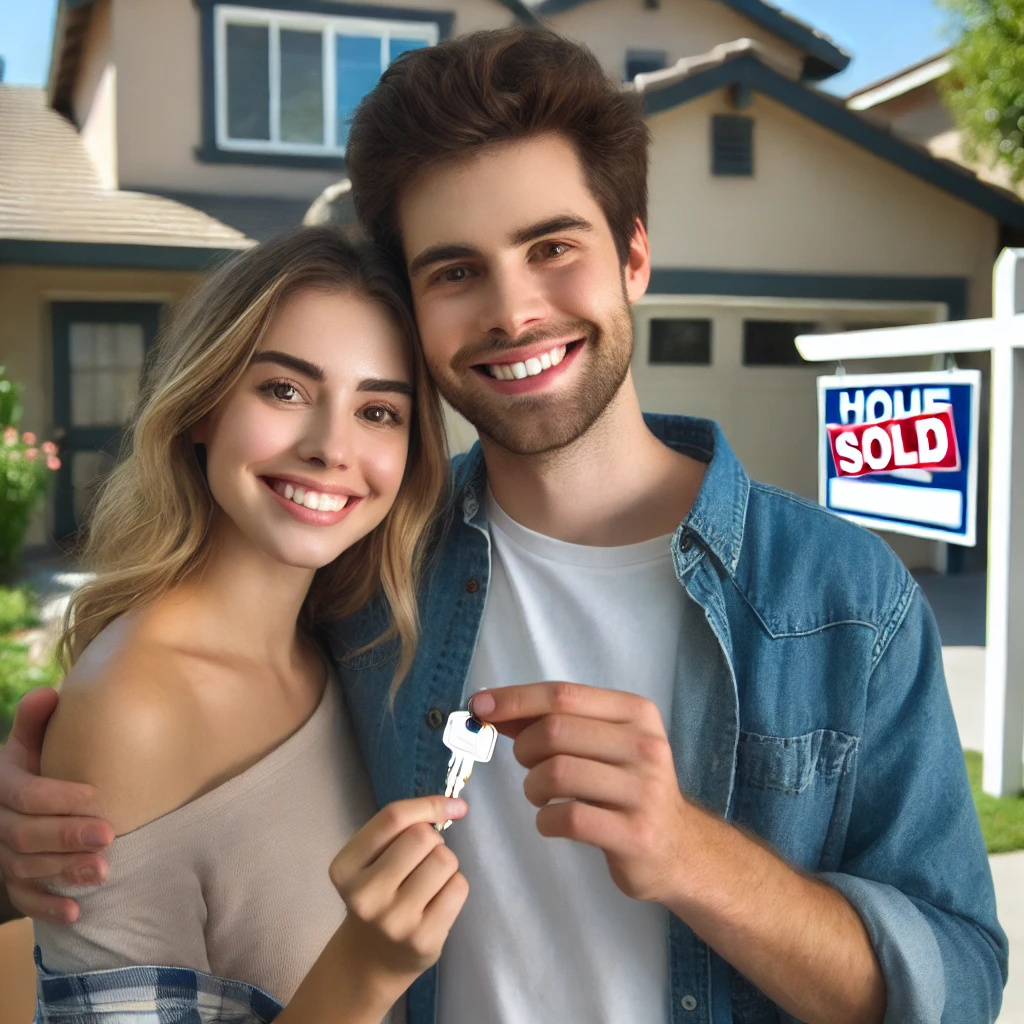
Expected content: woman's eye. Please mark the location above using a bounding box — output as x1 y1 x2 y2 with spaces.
259 381 301 403
362 405 402 426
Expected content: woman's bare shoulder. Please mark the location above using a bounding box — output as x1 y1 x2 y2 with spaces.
41 614 215 836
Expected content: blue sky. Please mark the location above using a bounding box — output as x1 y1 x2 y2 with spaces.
0 0 949 97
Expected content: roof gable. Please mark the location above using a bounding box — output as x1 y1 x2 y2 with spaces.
636 49 1024 230
531 0 849 79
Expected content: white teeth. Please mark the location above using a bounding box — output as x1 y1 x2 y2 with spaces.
487 343 569 381
271 479 349 513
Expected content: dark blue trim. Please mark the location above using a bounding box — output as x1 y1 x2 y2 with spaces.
194 144 347 170
532 0 849 79
0 240 243 271
646 268 969 321
51 302 164 538
642 54 1024 232
194 0 456 171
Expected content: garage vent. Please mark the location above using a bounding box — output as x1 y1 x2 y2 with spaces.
712 115 753 176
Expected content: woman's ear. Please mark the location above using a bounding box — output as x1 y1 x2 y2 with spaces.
190 417 208 444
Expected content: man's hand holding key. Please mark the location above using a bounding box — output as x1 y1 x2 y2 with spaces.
468 681 693 905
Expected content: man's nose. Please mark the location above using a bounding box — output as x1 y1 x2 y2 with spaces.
477 262 550 339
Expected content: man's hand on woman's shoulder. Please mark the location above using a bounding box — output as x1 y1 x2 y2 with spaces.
0 687 114 924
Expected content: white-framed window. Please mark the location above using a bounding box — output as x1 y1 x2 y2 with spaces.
214 4 438 157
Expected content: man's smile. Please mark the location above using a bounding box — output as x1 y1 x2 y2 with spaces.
471 339 585 392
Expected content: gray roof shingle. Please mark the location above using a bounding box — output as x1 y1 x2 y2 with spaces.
0 86 254 253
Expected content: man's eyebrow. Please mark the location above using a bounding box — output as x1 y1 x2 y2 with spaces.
408 243 481 279
407 216 593 279
509 215 594 247
250 351 325 382
357 378 414 397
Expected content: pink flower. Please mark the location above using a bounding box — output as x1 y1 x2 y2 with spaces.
46 454 61 471
3 426 16 446
42 440 57 455
21 431 36 445
25 447 38 461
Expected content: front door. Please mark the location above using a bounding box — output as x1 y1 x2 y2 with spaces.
51 303 162 539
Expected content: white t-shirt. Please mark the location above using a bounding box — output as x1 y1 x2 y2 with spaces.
438 491 686 1024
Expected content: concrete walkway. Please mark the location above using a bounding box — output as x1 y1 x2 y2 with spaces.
920 571 1019 1022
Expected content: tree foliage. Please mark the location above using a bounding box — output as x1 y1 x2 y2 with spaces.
941 0 1024 183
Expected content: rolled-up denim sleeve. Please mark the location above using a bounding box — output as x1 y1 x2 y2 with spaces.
819 583 1008 1023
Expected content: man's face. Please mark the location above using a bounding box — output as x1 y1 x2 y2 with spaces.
399 132 650 456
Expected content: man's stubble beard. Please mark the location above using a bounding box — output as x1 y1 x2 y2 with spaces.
431 298 635 458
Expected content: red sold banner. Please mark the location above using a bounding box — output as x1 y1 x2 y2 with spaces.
826 409 961 478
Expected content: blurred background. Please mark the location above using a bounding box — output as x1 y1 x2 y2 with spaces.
0 0 1023 1016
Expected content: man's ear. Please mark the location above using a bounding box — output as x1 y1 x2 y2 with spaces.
624 218 651 305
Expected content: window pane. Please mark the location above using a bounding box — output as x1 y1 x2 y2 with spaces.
336 35 382 142
226 23 270 141
742 321 815 366
649 319 712 364
389 37 428 64
68 322 144 426
281 29 324 144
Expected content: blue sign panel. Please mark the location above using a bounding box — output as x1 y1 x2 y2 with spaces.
817 370 981 546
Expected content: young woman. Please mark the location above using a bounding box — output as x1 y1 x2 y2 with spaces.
31 226 467 1024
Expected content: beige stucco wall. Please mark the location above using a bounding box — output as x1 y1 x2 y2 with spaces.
72 0 118 190
0 264 199 544
547 0 804 82
110 0 512 198
647 90 999 318
866 82 954 145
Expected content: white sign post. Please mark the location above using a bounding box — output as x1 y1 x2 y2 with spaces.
797 249 1024 797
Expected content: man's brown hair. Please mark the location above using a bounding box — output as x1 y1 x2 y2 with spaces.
346 26 651 267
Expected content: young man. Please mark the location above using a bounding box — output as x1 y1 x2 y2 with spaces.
0 27 1007 1024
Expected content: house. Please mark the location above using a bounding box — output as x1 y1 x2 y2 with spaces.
847 50 1024 204
5 0 1024 572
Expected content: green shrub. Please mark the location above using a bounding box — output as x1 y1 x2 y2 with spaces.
0 585 41 634
0 366 62 582
0 639 61 744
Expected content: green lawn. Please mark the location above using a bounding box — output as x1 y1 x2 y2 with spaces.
965 750 1024 854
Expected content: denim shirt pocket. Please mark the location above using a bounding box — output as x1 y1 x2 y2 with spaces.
728 728 859 1022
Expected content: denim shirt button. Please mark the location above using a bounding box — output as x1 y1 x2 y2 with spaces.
425 708 444 729
465 577 480 594
679 533 693 553
681 995 698 1011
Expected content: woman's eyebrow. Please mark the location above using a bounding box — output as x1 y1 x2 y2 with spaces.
357 378 414 397
251 351 325 382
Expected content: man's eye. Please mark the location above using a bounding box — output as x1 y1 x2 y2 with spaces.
546 243 569 258
442 266 470 283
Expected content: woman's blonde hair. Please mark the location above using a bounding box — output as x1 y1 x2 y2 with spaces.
58 226 449 693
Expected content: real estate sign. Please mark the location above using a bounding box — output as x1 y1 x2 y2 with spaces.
817 370 981 545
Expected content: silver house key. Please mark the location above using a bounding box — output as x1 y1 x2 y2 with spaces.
436 710 497 830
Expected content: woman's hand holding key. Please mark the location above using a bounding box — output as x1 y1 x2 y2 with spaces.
277 795 469 1024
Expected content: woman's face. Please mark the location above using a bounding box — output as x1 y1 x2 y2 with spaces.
200 287 413 571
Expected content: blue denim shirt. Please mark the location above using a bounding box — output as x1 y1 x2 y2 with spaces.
330 413 1008 1024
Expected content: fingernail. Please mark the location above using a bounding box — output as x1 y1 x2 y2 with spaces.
82 826 108 848
75 868 97 885
470 692 494 716
446 798 468 818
